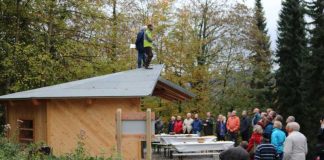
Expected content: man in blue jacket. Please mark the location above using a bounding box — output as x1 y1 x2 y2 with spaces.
271 121 286 160
252 108 261 126
135 26 146 68
167 116 176 133
192 113 203 136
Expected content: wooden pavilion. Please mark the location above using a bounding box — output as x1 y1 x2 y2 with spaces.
0 65 194 160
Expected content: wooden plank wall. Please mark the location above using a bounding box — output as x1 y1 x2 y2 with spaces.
46 98 141 160
6 100 47 142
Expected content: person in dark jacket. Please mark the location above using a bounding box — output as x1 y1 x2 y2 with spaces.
263 117 274 139
192 114 203 136
216 114 227 141
220 141 249 160
203 112 215 135
316 117 324 160
154 116 163 134
135 26 146 68
252 108 261 126
167 116 176 133
240 110 250 141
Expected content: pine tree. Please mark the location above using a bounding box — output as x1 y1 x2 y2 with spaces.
255 0 268 35
276 0 307 120
249 0 272 107
308 0 324 113
305 0 324 154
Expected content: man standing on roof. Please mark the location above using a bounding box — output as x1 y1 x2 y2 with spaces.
144 24 154 69
135 26 146 68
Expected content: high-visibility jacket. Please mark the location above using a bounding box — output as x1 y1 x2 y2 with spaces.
144 29 153 48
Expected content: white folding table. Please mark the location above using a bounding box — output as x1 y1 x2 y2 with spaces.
154 134 198 143
171 141 234 152
161 136 216 145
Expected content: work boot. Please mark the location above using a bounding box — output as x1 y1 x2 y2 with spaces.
145 66 153 69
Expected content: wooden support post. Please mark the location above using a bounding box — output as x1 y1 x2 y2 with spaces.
116 109 122 157
146 108 152 160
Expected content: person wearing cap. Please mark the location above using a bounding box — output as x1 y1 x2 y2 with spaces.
283 122 308 160
254 133 277 160
143 24 154 69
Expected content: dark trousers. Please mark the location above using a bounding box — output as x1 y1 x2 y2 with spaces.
241 130 249 141
216 133 225 141
229 132 238 146
144 47 153 68
277 153 283 160
137 51 146 68
218 135 225 141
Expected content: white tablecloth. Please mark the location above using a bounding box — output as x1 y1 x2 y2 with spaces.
154 134 198 143
171 141 234 152
161 136 216 145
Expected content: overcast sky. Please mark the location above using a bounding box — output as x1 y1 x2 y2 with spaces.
243 0 282 51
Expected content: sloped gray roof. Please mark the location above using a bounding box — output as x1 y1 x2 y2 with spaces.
0 64 194 100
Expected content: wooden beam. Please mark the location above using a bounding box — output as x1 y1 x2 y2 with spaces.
146 108 152 160
122 134 155 140
152 92 172 101
153 90 185 101
116 108 122 157
156 82 192 99
156 82 191 100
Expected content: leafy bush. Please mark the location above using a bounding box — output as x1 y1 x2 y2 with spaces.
0 136 121 160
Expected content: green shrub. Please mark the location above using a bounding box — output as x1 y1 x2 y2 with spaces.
0 136 121 160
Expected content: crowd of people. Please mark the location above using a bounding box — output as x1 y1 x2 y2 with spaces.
154 108 324 160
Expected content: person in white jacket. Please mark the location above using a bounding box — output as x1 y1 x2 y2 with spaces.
183 113 194 134
283 122 308 160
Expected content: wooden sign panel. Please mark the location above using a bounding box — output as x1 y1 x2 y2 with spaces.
122 121 155 135
121 111 155 135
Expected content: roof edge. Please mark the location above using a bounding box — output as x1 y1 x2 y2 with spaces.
157 77 195 98
147 64 165 96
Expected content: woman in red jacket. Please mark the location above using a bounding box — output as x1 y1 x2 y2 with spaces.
173 116 183 134
247 125 263 160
